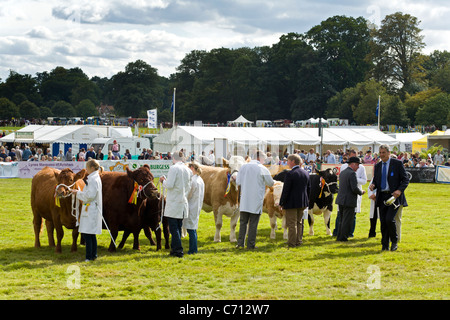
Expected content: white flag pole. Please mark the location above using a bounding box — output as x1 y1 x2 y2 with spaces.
377 95 380 131
172 88 176 128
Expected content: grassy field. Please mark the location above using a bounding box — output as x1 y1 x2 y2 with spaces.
0 178 448 300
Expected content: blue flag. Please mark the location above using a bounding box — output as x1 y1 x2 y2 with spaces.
375 100 379 117
170 100 174 113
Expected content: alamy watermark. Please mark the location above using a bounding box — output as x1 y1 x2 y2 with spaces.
66 265 81 289
366 265 381 290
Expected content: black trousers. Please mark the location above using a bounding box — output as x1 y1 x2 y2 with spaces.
336 205 355 241
378 192 399 248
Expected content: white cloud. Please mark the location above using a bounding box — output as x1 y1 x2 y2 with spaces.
0 0 449 81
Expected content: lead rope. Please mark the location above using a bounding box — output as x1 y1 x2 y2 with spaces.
155 178 165 231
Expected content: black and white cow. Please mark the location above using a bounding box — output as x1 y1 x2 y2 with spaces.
307 168 339 235
273 168 339 236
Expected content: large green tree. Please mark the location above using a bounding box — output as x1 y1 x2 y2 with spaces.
415 92 450 127
368 12 425 96
305 15 372 93
111 60 162 117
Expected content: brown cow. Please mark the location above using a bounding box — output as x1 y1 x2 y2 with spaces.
263 181 287 240
100 165 159 252
118 195 170 251
31 167 86 253
200 156 246 242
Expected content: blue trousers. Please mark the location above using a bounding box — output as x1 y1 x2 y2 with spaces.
83 233 97 260
187 229 198 254
168 218 183 257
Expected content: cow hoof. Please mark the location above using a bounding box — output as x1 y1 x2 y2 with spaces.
309 232 314 236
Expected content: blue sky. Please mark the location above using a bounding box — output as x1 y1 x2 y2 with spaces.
0 0 449 81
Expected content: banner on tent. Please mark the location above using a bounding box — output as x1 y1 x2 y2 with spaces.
17 161 85 178
435 165 450 184
8 160 172 178
321 163 374 181
405 167 436 183
100 160 171 177
0 162 19 178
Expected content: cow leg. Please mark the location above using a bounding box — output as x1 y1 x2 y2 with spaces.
308 210 315 236
144 226 156 246
45 219 55 247
269 214 277 239
132 230 141 250
214 212 223 242
229 210 239 243
147 227 161 251
323 210 332 236
33 216 43 248
71 228 79 252
181 227 187 238
118 230 130 249
282 215 288 240
53 221 64 254
163 218 170 249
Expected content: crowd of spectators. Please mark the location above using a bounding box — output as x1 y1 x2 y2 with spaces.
243 147 450 168
1 143 449 167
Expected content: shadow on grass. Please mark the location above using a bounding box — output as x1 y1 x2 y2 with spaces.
0 226 384 271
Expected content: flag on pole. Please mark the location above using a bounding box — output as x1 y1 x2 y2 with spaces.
170 89 176 113
147 109 157 129
375 99 380 117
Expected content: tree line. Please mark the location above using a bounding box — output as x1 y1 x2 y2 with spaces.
0 12 449 128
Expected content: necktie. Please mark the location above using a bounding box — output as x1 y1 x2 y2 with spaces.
381 162 387 190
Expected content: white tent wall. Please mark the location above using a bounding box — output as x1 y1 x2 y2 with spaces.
0 125 137 157
388 132 424 152
152 126 400 158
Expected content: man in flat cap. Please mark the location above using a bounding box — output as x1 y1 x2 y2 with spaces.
335 156 365 242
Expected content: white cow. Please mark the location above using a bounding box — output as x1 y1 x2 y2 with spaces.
201 156 246 242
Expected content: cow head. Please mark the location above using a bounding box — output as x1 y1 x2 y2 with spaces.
317 168 339 195
126 165 158 199
271 181 284 207
227 156 246 187
55 168 87 198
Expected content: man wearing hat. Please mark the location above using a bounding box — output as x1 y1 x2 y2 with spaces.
335 156 365 242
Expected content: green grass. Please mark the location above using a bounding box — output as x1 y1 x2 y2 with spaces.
0 178 448 300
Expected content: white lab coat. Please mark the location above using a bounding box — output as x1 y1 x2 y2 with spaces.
367 179 379 219
162 162 192 219
236 160 274 214
341 162 367 213
183 175 205 230
77 170 103 235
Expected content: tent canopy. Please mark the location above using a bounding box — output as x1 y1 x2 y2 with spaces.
153 126 399 155
0 125 133 144
230 115 253 123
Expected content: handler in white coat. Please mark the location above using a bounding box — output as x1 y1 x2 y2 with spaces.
236 151 274 249
73 159 103 262
160 151 192 257
183 162 205 254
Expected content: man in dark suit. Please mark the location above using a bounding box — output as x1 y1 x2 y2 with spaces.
335 156 365 242
370 145 409 251
279 154 311 247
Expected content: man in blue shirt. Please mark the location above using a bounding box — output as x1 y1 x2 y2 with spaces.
370 145 409 251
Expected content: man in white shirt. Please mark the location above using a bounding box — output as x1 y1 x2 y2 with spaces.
160 151 192 257
305 148 317 163
325 150 337 164
434 150 444 166
208 150 215 164
236 151 274 249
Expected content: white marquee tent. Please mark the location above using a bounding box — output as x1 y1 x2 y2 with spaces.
0 125 133 156
153 126 399 156
387 132 424 152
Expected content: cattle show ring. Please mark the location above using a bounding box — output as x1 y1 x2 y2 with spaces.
0 151 448 303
